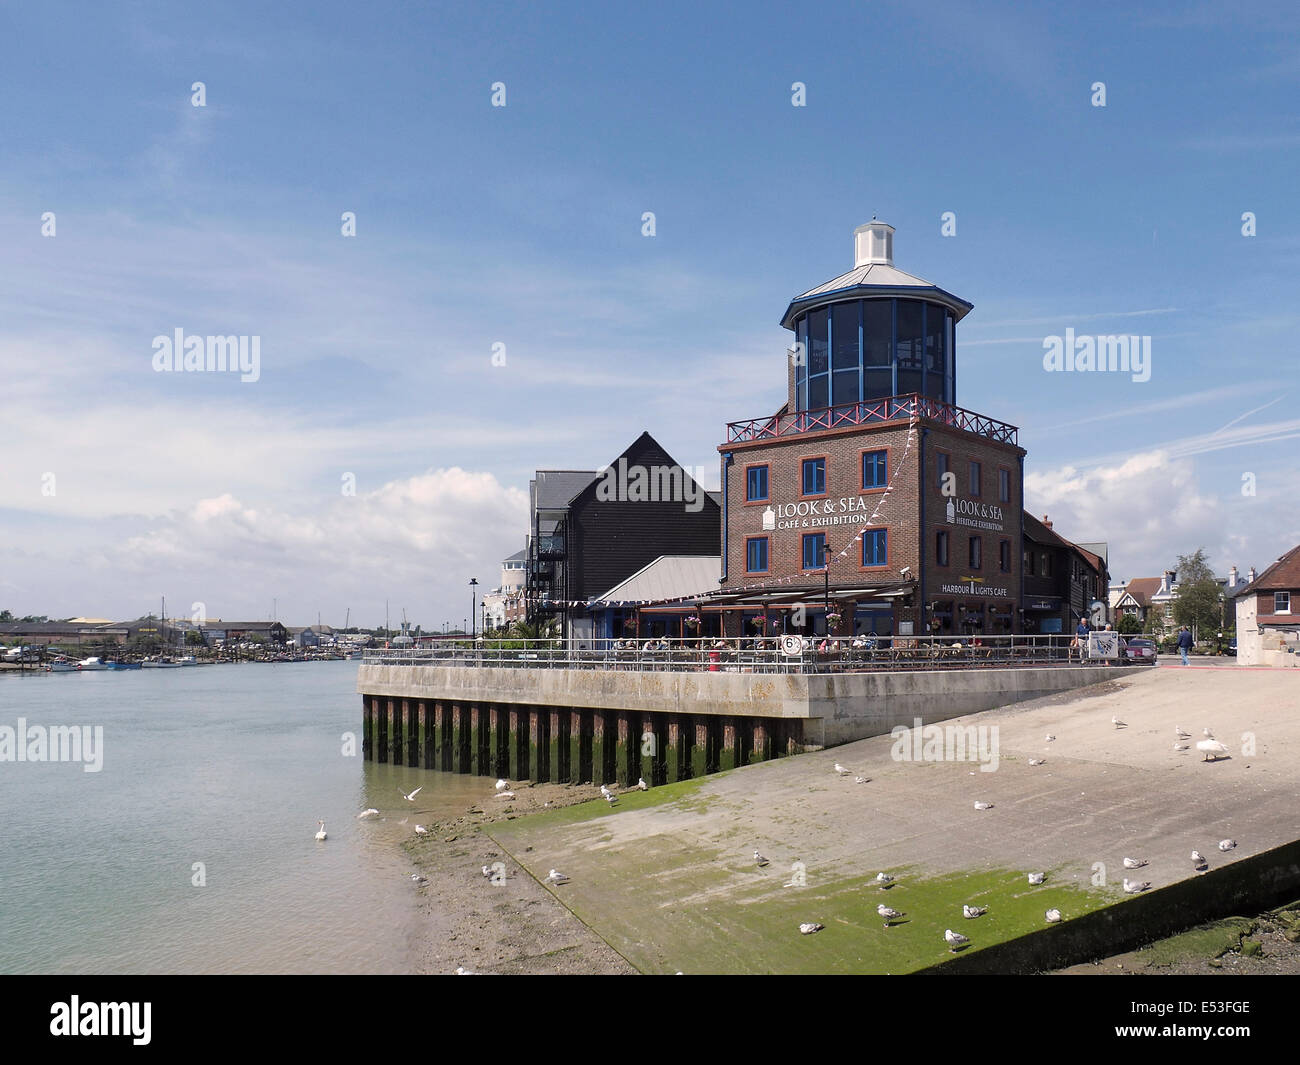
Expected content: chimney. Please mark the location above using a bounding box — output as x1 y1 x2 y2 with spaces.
1159 571 1170 595
1229 565 1239 589
1248 566 1257 584
1042 514 1052 530
854 220 895 268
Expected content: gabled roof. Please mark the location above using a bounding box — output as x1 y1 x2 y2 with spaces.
1232 543 1300 596
531 470 598 512
503 548 526 562
1124 578 1163 608
594 555 721 605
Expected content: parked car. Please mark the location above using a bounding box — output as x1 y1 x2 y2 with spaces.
1118 637 1158 665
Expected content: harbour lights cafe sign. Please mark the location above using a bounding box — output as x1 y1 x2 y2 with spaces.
762 497 879 532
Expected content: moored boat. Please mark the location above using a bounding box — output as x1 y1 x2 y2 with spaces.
76 657 108 671
45 656 78 673
106 660 143 670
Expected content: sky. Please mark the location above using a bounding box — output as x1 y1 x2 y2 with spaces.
1 0 1297 627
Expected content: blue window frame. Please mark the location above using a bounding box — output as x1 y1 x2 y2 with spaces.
746 537 769 573
862 449 887 489
802 533 827 571
936 451 950 491
802 457 826 496
862 528 887 567
970 461 982 497
746 465 769 501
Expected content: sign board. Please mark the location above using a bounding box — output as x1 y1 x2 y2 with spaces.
1087 631 1120 660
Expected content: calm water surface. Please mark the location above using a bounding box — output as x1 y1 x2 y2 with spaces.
0 661 484 974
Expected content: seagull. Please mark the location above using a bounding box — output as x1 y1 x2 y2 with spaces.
1045 734 1055 742
1123 857 1147 869
400 786 423 802
1191 850 1207 868
1173 743 1189 751
833 763 850 776
414 824 427 835
1175 727 1191 740
637 777 648 791
963 905 987 919
1123 878 1151 893
603 793 618 805
545 869 569 884
410 873 427 885
1111 716 1127 729
974 801 994 810
600 785 614 800
495 779 508 791
494 791 517 800
454 966 474 975
481 865 493 877
875 872 895 888
754 850 769 867
944 929 970 952
878 904 904 927
315 820 327 841
799 922 824 935
356 808 379 819
1028 872 1045 885
854 776 870 784
1197 735 1230 762
1218 839 1237 851
1028 759 1046 766
1045 909 1062 923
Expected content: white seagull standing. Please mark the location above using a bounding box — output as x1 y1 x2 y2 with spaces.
315 820 327 841
1045 734 1056 742
600 784 614 800
414 825 427 835
1191 850 1208 869
637 777 648 791
1197 732 1230 762
545 869 569 884
875 872 895 888
878 904 904 927
1111 716 1127 729
833 763 850 776
944 929 970 952
495 779 509 792
400 786 423 802
754 850 769 868
1175 727 1192 740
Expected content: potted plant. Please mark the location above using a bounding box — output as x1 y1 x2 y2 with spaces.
825 611 843 627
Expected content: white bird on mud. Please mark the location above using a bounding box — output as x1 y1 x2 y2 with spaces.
1111 716 1126 729
414 825 427 835
1028 759 1046 766
974 800 994 810
315 820 327 841
411 873 427 885
1045 908 1062 923
855 776 870 784
1123 878 1150 893
1191 850 1207 868
495 779 509 791
1175 727 1192 740
799 922 824 935
1123 857 1147 869
944 929 970 951
1028 872 1045 885
963 905 987 919
481 865 493 877
878 904 904 927
400 786 422 802
875 872 895 888
1173 743 1189 751
455 966 474 975
754 850 769 867
494 791 517 800
545 869 569 884
833 763 850 776
1197 735 1230 762
637 777 648 791
356 808 379 819
1219 839 1237 851
1045 734 1055 742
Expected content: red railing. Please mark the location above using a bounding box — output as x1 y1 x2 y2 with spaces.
725 393 1018 445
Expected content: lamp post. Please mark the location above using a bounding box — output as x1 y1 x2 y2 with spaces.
822 542 832 633
470 578 478 640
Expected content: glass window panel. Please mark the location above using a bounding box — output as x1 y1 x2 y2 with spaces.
969 536 982 569
922 368 945 401
862 449 887 489
808 309 829 376
936 529 949 566
802 458 825 495
936 452 949 490
832 368 859 406
999 469 1011 503
970 461 982 496
863 301 892 366
862 528 887 567
802 533 826 570
895 300 923 370
832 302 859 370
796 377 806 410
925 305 946 374
746 466 768 501
863 368 893 401
808 374 829 410
897 368 923 396
747 538 768 572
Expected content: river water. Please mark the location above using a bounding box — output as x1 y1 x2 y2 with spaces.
0 660 483 974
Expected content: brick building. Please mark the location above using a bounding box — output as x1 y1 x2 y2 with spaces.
709 222 1027 638
1232 544 1300 666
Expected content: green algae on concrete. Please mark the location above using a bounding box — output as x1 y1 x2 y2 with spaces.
1132 917 1258 967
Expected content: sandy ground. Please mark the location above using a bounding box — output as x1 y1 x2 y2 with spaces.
403 782 635 975
401 663 1300 975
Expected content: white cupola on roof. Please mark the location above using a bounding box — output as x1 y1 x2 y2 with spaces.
853 220 895 267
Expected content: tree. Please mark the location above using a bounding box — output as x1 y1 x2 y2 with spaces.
0 609 12 622
1116 612 1142 634
1172 548 1222 642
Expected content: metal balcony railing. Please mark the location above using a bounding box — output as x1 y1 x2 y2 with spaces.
725 393 1019 446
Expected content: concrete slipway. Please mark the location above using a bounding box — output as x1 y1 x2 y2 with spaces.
486 665 1300 974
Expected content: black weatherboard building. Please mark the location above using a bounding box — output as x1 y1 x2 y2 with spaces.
525 432 720 639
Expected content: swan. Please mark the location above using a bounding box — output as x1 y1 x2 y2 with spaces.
315 820 327 841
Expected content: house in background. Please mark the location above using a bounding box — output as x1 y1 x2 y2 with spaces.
1021 514 1109 634
1231 545 1300 666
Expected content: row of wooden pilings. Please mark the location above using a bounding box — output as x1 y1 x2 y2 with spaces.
361 695 803 785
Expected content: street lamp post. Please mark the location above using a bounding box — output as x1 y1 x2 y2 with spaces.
822 543 832 633
470 578 479 640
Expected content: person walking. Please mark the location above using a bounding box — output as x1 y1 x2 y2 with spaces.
1177 625 1193 666
1073 615 1090 662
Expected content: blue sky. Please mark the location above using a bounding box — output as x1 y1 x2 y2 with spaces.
1 0 1297 625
